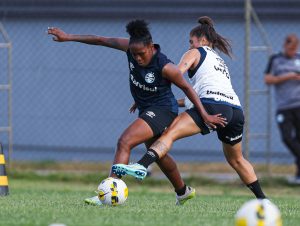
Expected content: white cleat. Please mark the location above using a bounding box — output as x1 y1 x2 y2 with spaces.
176 186 196 206
84 195 102 206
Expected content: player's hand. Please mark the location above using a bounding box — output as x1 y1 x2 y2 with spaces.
290 72 300 80
47 27 69 42
129 103 137 113
203 113 227 129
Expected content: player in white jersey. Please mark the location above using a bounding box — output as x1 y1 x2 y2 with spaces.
183 45 241 109
113 16 266 199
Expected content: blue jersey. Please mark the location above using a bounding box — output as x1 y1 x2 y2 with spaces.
265 52 300 110
127 44 178 114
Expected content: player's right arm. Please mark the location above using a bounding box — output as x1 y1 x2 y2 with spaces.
264 73 300 85
264 54 300 85
47 27 129 52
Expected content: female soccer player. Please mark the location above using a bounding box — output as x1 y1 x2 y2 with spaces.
48 20 226 205
113 16 266 199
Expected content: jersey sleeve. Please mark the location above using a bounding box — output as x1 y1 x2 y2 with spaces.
264 54 276 74
158 54 173 71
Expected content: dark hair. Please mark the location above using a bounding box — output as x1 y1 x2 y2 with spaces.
285 34 299 45
190 16 232 57
126 19 153 45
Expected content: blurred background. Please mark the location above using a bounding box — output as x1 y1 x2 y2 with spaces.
0 0 299 176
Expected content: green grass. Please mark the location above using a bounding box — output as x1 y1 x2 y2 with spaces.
0 173 299 226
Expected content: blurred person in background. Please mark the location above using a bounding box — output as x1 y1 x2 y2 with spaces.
113 16 267 200
264 34 300 184
48 20 225 206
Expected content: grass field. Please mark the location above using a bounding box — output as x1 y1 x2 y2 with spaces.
0 169 300 226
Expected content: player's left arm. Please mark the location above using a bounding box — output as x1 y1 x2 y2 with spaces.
162 63 226 128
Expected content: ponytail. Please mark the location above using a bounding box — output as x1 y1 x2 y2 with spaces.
126 19 153 45
191 16 232 57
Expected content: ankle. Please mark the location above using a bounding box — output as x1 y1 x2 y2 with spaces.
175 184 187 196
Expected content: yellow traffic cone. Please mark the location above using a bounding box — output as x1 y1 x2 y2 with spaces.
0 143 9 196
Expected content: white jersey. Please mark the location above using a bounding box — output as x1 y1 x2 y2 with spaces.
184 46 241 109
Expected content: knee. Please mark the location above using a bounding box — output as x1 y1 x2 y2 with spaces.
162 127 178 141
117 135 133 152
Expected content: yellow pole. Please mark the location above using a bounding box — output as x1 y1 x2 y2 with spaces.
0 143 9 195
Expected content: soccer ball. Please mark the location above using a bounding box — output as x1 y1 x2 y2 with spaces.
235 199 282 226
97 177 128 206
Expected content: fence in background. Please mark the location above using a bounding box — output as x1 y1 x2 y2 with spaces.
244 0 273 172
0 1 299 174
0 22 12 164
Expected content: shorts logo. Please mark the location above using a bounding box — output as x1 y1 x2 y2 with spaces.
145 72 155 83
146 111 155 118
225 134 242 142
276 114 284 123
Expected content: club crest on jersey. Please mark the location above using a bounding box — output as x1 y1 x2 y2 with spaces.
145 72 155 83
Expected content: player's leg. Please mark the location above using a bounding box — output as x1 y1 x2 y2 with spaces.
292 107 300 181
111 110 207 205
145 137 192 195
148 112 202 159
144 137 156 177
222 142 257 184
144 137 185 190
277 109 300 159
222 142 266 199
110 118 154 178
220 107 266 198
112 108 196 205
290 107 300 179
157 153 196 205
113 112 201 179
85 118 153 205
277 109 300 180
145 138 195 205
135 106 214 170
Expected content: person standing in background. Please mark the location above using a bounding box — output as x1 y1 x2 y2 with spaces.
264 34 300 184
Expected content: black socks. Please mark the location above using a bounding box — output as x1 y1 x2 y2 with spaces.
247 180 266 199
175 184 187 196
137 149 159 168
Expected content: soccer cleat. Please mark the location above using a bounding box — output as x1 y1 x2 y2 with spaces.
112 163 147 180
175 186 196 206
84 195 102 206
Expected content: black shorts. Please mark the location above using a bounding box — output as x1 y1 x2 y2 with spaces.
139 107 178 137
186 103 244 145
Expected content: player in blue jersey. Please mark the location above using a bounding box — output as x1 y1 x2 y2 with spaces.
113 16 266 200
48 19 226 205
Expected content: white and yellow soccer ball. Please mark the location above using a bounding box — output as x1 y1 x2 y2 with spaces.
235 199 282 226
97 177 128 206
